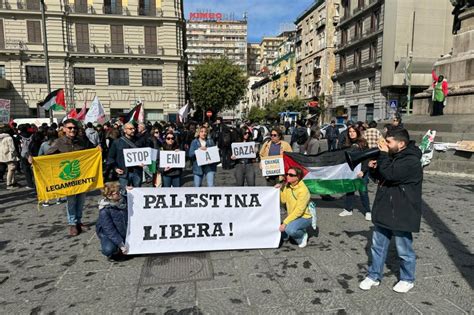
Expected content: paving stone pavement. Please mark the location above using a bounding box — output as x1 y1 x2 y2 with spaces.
0 167 473 314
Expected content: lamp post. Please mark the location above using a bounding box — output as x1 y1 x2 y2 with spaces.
40 0 53 124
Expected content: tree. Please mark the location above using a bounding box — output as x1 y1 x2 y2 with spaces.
190 57 247 115
247 106 266 123
265 97 307 122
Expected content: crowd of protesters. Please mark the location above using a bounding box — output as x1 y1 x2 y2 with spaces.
0 115 422 292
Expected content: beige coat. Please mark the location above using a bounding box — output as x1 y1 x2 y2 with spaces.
0 133 19 163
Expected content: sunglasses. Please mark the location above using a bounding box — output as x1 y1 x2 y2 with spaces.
285 173 298 177
271 134 279 137
166 137 175 140
65 127 77 130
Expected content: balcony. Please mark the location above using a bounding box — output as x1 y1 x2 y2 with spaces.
17 0 40 10
0 0 12 9
103 5 122 15
313 67 321 79
138 7 162 17
315 18 326 30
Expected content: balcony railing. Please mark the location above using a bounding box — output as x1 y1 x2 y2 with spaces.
0 0 12 9
315 18 326 30
16 0 40 10
103 5 122 15
138 7 162 17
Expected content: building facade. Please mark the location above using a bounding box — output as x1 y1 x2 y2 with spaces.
270 34 297 102
332 0 453 122
295 0 338 122
0 0 186 121
247 43 260 76
186 15 247 74
259 36 285 72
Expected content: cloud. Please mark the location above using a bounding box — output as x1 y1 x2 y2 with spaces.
184 0 315 42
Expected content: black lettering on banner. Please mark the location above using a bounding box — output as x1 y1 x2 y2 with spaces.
170 194 182 208
249 194 262 207
212 222 224 237
183 224 196 238
126 152 132 163
159 225 167 239
234 194 246 208
155 195 168 208
170 224 182 239
197 223 210 237
171 154 180 164
167 154 173 163
248 145 255 154
185 194 198 207
209 194 221 207
144 195 156 209
205 152 211 161
143 150 149 160
199 194 209 207
233 147 239 156
143 226 157 240
224 194 232 207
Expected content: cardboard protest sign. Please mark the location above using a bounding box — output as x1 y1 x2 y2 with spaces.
231 142 256 159
126 187 281 254
159 151 185 168
261 155 285 176
32 148 104 202
195 146 220 166
123 148 152 167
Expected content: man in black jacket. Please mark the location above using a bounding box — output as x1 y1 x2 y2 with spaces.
359 127 422 293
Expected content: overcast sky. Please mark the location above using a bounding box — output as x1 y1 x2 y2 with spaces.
184 0 315 43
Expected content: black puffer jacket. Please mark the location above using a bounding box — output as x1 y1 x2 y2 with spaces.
371 141 423 232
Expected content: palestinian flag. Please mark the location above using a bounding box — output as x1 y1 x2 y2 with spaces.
125 103 142 124
283 151 366 195
40 89 66 111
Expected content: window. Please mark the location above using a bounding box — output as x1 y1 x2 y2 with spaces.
104 0 122 14
108 68 129 85
354 20 363 39
26 0 40 10
350 106 358 121
366 104 374 122
368 76 375 91
74 67 95 85
144 26 157 54
358 0 365 9
339 54 346 71
0 19 4 49
142 69 162 86
75 23 89 52
341 28 348 45
340 82 346 95
75 0 88 13
353 80 360 93
369 41 377 61
371 10 380 31
110 25 124 53
27 20 42 44
354 49 361 66
26 66 47 84
0 65 5 79
139 0 156 16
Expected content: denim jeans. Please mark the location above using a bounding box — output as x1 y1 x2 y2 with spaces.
118 172 142 190
283 217 312 243
193 171 215 187
327 139 337 151
98 232 119 257
162 175 181 187
367 225 416 283
344 173 370 213
66 193 86 225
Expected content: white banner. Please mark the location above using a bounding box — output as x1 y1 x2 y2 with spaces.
195 146 220 166
126 187 281 254
231 142 256 159
261 155 285 176
159 150 185 168
124 148 152 167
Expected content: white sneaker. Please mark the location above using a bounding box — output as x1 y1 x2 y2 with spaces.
359 277 380 290
365 212 372 221
339 209 353 217
298 232 308 248
393 280 414 293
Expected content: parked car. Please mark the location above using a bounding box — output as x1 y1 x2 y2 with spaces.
320 123 347 139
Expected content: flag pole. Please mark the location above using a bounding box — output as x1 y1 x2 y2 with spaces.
40 0 53 124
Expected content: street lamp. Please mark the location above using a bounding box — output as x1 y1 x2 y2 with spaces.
40 0 53 124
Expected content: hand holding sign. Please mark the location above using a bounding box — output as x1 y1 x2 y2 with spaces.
195 146 220 166
231 142 256 159
260 155 285 176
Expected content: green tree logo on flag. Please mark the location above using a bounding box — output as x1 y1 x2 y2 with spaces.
59 160 81 181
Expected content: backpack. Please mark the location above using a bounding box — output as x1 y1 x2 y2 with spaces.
253 127 263 143
296 127 309 145
220 128 232 148
20 136 32 158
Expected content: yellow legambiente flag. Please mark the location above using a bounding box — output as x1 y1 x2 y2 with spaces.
32 148 104 202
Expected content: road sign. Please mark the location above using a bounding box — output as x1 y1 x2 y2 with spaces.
206 110 212 118
389 100 398 108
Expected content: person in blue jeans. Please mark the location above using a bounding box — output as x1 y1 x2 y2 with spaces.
188 126 217 187
96 182 129 261
359 127 422 293
159 131 182 187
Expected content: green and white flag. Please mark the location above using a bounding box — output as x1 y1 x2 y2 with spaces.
283 151 366 195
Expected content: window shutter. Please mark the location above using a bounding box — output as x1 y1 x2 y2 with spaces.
76 23 89 52
111 25 124 53
0 19 4 49
144 26 157 54
27 20 42 44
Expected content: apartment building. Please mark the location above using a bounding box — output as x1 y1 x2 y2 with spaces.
295 0 338 121
259 36 285 72
0 0 186 121
186 14 247 74
270 33 297 102
332 0 452 122
247 43 260 76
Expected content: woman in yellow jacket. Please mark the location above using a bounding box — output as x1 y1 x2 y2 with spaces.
275 166 312 248
260 127 292 186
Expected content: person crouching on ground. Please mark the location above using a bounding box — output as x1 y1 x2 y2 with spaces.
359 127 422 293
275 166 312 248
96 182 129 261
